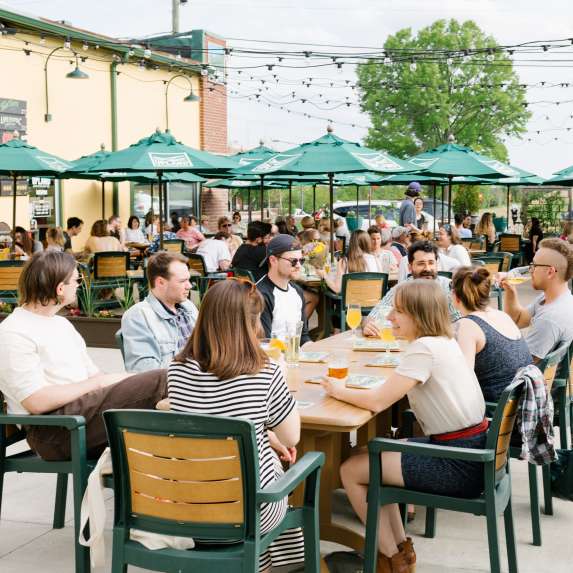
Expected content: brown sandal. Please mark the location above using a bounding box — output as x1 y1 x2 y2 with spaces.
376 547 410 573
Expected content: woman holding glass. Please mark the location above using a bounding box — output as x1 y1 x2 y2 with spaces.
321 280 486 572
167 279 304 572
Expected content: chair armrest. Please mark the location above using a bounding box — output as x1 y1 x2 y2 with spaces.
401 409 416 438
0 414 86 430
368 437 495 462
256 452 325 504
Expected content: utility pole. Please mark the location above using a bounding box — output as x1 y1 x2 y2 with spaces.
172 0 186 34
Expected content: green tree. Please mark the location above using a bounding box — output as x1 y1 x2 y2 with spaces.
357 19 530 161
453 186 480 215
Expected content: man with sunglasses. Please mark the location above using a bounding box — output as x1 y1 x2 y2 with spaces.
501 238 573 361
257 234 311 345
218 216 242 257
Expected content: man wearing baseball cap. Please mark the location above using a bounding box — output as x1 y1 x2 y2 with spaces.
399 181 421 227
257 234 311 345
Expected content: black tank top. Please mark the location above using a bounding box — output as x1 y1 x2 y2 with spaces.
466 315 533 402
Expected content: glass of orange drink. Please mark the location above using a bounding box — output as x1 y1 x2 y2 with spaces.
261 338 284 361
346 303 362 340
327 355 349 385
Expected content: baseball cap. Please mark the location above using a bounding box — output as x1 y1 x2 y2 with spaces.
259 234 301 267
405 181 421 197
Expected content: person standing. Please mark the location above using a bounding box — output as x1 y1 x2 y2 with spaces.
399 182 421 227
526 217 544 264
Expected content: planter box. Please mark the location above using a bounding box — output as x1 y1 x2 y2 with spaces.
68 316 122 349
0 313 121 349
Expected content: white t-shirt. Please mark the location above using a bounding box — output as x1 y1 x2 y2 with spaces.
457 226 472 239
363 253 379 273
0 308 99 415
444 244 472 266
196 238 232 272
395 336 485 435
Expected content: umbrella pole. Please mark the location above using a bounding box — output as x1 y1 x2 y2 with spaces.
448 177 452 224
150 182 154 216
356 185 359 216
158 171 164 250
368 186 372 222
329 173 334 262
441 185 445 225
248 188 252 223
163 182 168 224
11 173 16 254
288 181 292 215
312 184 316 215
506 185 510 231
198 183 202 222
101 180 105 219
432 183 437 236
260 175 264 221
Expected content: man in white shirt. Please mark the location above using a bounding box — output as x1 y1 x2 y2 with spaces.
455 213 473 239
0 251 166 461
501 238 573 361
196 231 232 273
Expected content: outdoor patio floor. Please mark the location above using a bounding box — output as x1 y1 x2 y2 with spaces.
2 282 572 572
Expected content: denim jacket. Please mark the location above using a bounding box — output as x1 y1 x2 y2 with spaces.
120 293 198 372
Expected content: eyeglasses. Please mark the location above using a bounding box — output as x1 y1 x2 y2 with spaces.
226 276 257 293
529 263 554 271
278 256 305 267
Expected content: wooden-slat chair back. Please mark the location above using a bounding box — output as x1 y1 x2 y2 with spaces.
343 272 388 309
483 262 501 275
187 253 207 277
485 379 524 483
163 239 185 254
499 234 521 253
538 341 570 393
0 261 23 291
123 430 244 524
104 410 260 542
495 252 513 272
495 398 518 476
92 252 129 280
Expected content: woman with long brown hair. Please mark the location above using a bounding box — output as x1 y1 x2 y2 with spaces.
321 280 486 572
475 212 496 246
167 279 303 572
83 219 124 254
318 229 378 294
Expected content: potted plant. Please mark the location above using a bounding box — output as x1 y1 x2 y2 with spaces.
345 209 363 232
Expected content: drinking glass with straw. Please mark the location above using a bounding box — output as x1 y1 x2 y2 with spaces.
346 303 362 340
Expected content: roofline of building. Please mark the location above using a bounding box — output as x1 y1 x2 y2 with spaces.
0 6 201 73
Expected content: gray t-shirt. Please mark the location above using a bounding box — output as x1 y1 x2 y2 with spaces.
399 198 416 226
525 290 573 359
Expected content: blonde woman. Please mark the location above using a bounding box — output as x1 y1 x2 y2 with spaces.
45 227 66 253
475 212 496 246
321 280 486 571
167 279 304 572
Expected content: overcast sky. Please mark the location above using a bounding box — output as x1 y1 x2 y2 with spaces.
2 0 573 177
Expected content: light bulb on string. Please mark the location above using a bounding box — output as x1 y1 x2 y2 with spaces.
64 38 71 50
336 62 343 73
409 60 417 72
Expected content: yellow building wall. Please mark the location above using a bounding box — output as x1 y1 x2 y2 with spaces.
0 32 200 250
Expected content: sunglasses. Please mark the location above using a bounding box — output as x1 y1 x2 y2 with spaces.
221 223 232 228
278 256 305 267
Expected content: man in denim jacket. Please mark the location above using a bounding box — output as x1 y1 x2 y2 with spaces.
121 252 198 372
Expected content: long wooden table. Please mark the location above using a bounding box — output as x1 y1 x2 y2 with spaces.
287 331 402 551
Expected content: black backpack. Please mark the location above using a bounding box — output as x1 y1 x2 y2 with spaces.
551 448 573 500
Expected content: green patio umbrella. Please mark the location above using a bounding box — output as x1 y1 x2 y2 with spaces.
63 145 113 218
232 128 421 257
0 138 71 251
408 140 527 226
232 142 276 166
82 130 236 248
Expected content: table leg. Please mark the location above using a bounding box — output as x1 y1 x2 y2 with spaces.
295 429 366 552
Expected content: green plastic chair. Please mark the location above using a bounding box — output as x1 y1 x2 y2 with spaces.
437 270 453 279
338 272 389 332
230 267 256 283
103 409 325 573
364 379 524 573
0 393 92 573
86 251 131 311
552 340 573 450
475 254 505 310
162 239 185 254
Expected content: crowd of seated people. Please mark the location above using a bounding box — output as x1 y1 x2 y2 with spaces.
3 203 573 572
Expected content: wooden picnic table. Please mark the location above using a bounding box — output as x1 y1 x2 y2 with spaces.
288 330 404 551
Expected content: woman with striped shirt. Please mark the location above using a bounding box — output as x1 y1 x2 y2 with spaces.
167 278 303 572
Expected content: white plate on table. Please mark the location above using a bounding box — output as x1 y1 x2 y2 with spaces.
353 338 400 352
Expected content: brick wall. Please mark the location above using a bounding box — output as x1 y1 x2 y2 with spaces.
201 188 229 232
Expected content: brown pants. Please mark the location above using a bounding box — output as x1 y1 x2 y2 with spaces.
25 369 167 461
